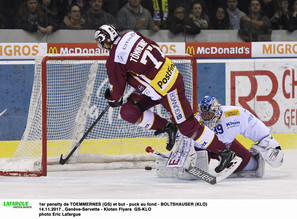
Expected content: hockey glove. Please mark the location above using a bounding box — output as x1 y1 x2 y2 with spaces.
104 88 123 108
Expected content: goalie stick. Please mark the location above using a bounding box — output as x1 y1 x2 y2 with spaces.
59 105 110 165
145 146 242 185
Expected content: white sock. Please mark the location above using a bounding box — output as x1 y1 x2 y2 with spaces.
137 110 154 129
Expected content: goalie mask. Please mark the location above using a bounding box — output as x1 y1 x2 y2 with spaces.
198 96 222 129
94 24 119 50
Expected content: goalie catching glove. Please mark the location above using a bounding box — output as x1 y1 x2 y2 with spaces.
104 88 123 108
251 134 284 168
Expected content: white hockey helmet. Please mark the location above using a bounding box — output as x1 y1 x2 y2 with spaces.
198 96 222 129
94 24 119 49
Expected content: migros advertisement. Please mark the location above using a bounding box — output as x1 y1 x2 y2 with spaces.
0 43 47 60
252 42 297 57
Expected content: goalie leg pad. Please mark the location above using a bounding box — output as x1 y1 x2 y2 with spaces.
177 150 209 180
255 152 265 178
166 135 196 169
155 151 209 179
156 155 179 178
229 150 265 178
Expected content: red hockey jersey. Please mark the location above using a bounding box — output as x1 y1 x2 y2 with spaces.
106 31 179 102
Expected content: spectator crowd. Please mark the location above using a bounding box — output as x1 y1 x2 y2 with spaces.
1 0 297 41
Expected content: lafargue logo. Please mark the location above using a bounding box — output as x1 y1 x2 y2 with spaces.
3 201 32 209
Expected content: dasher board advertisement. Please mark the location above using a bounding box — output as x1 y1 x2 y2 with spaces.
0 43 47 60
0 42 184 60
47 43 185 55
186 42 251 58
225 59 297 133
252 42 297 58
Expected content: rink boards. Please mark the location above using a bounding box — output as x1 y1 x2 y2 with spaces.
0 133 296 158
1 58 297 158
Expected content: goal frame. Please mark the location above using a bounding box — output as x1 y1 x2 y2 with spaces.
0 54 197 177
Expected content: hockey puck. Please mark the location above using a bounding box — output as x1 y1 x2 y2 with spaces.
145 166 152 170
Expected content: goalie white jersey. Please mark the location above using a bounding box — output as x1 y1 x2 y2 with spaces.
195 105 270 148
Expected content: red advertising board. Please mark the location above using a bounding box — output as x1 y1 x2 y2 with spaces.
186 42 251 58
47 43 109 55
47 42 185 55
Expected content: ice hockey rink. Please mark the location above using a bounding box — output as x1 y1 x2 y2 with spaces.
0 149 296 219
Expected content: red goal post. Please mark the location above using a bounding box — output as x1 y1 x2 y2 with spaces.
0 54 197 177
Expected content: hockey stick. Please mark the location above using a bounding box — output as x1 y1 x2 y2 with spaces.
186 156 242 184
145 146 242 185
145 146 169 159
59 105 110 165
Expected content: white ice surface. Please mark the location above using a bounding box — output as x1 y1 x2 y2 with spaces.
1 150 296 199
0 150 296 218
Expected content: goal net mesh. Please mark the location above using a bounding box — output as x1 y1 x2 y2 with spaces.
0 54 195 175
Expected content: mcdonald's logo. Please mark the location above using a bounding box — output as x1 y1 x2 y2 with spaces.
48 46 58 54
186 46 195 55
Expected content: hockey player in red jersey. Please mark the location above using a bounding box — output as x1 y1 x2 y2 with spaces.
94 24 237 173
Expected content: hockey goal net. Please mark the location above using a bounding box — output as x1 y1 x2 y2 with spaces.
0 54 197 176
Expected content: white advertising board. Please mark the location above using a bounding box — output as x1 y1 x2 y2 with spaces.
0 43 47 60
252 42 297 58
226 59 297 133
158 42 185 54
